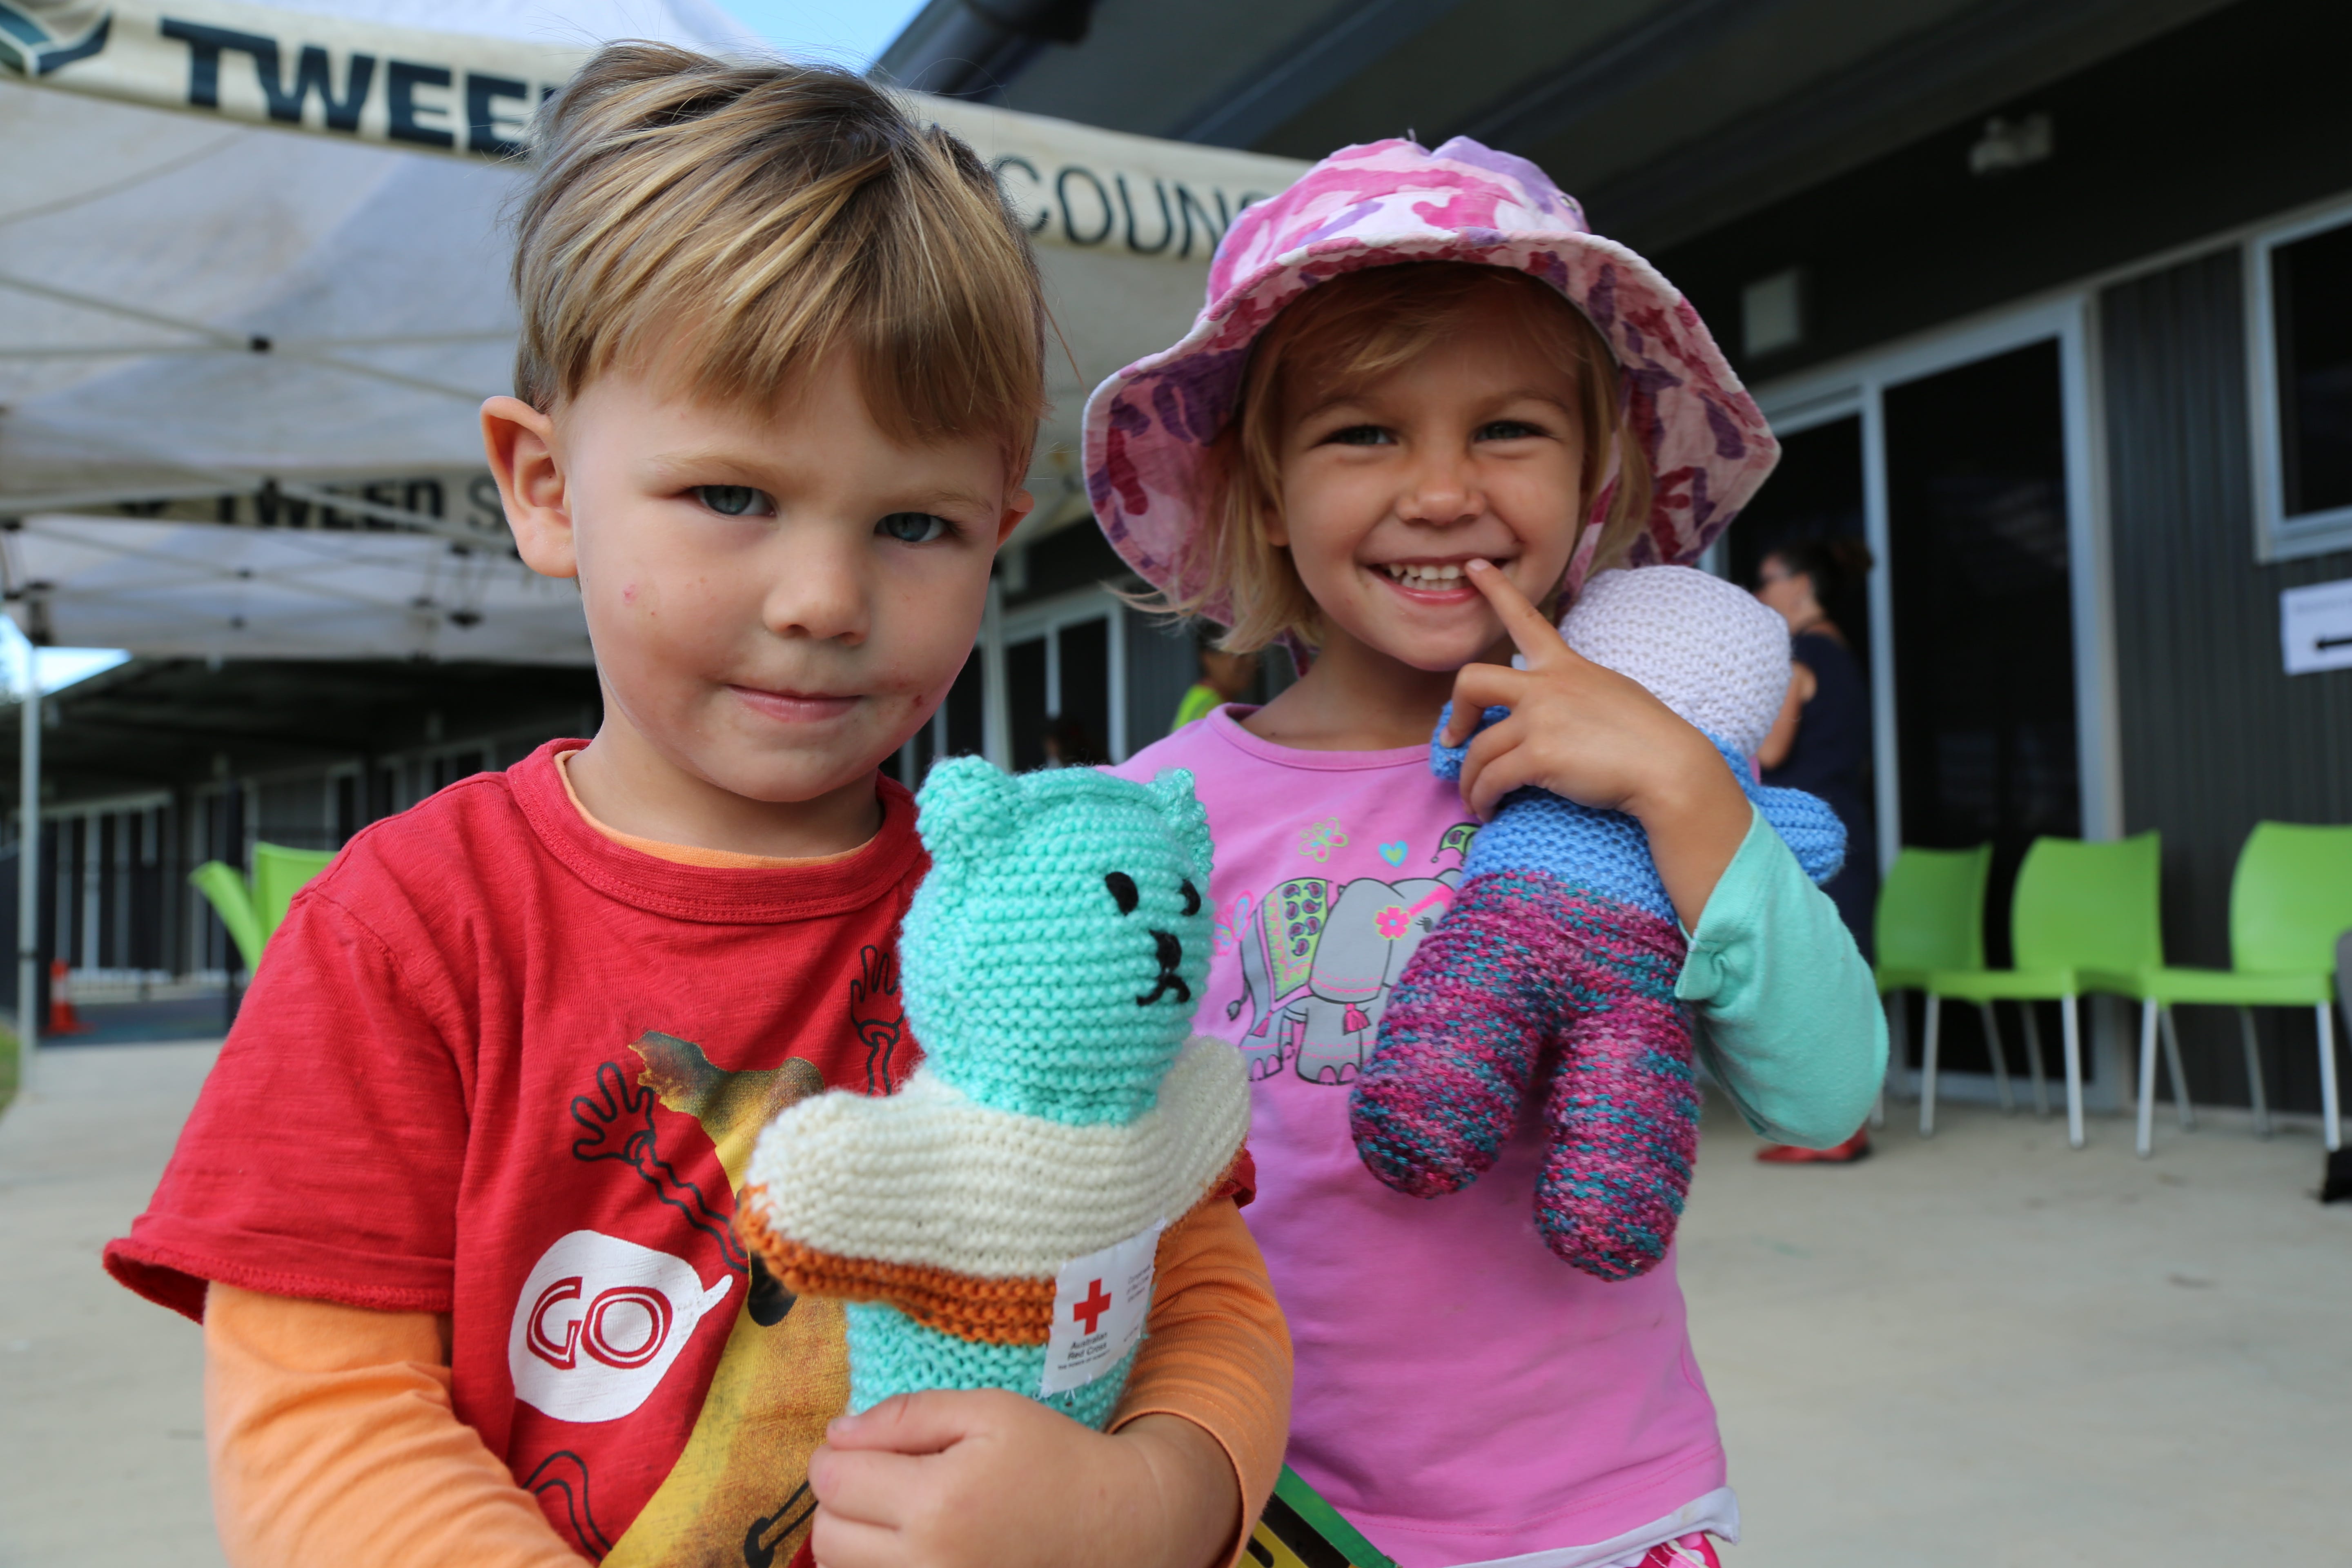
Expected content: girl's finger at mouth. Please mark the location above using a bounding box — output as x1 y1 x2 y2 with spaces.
1463 559 1563 659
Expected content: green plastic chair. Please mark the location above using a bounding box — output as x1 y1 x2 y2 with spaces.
2118 822 2352 1157
1872 844 2046 1123
189 842 336 973
1924 833 2163 1148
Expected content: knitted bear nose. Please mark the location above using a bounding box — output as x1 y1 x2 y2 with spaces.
1135 929 1189 1007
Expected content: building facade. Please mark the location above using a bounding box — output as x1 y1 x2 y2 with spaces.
878 0 2352 1117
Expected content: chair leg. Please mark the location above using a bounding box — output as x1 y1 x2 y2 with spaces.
1876 992 1902 1131
2237 1008 2271 1138
2136 1001 2160 1158
1980 1003 2014 1114
2020 1004 2051 1118
2158 1004 2195 1130
2318 1003 2342 1154
1921 995 1942 1137
2061 995 2086 1149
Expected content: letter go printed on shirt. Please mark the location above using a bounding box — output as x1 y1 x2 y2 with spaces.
508 1229 735 1423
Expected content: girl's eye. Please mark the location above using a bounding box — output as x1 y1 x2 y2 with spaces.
1324 424 1395 447
1476 420 1545 441
695 485 773 517
878 512 951 544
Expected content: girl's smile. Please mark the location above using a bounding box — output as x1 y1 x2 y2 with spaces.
1373 557 1509 605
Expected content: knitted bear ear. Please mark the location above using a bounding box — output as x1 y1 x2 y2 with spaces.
1144 768 1213 883
913 756 1025 867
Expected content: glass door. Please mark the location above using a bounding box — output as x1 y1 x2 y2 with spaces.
1884 339 2082 965
1750 298 2118 1102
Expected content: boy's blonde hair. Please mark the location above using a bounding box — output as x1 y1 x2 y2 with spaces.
1164 263 1652 653
512 44 1046 477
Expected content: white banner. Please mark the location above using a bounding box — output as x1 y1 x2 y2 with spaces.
0 0 1303 259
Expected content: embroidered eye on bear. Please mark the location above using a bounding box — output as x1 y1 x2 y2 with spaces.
1104 872 1199 1007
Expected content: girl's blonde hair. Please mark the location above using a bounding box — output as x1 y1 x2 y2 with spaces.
1158 263 1652 653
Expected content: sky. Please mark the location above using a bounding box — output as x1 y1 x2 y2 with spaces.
717 0 931 67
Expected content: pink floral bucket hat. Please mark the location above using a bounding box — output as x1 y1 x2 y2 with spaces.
1081 136 1780 622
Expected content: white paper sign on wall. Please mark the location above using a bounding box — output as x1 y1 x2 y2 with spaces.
2281 579 2352 675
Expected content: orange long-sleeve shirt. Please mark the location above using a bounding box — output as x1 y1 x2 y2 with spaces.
205 1192 1287 1566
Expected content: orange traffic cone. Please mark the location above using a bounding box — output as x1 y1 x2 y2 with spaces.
47 958 88 1036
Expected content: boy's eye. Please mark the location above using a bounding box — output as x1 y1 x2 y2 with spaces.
1179 879 1200 917
1475 420 1545 441
878 512 951 544
1323 424 1395 447
1104 872 1139 915
695 485 773 517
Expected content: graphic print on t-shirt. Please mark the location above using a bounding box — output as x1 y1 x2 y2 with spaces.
511 1025 880 1566
511 1230 738 1422
1221 820 1478 1085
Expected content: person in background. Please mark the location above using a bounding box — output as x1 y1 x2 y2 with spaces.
1753 536 1879 1165
1171 642 1261 732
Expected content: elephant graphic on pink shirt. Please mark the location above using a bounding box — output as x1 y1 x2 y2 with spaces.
1225 870 1462 1084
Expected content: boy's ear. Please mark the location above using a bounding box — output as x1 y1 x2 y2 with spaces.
996 487 1036 548
914 757 1024 864
1146 768 1213 883
482 395 575 581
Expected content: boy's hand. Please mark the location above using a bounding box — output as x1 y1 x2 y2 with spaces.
1441 558 1750 927
807 1391 1239 1568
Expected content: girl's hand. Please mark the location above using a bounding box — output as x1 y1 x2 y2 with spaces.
1441 559 1752 926
808 1391 1238 1568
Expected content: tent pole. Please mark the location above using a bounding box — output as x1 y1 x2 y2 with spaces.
17 648 38 1090
980 578 1011 772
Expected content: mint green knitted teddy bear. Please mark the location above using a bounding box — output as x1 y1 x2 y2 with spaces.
738 758 1250 1429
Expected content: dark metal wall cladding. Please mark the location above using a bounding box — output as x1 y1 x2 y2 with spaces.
2102 249 2352 1113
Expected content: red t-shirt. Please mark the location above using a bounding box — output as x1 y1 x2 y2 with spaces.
107 742 927 1561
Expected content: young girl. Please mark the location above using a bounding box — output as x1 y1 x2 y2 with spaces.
1099 140 1885 1568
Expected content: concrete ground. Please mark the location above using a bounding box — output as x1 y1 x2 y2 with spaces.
2 1041 2346 1567
1687 1095 2352 1567
0 1041 224 1568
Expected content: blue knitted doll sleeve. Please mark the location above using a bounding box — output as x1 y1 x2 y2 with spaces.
1675 808 1888 1148
1428 702 1508 783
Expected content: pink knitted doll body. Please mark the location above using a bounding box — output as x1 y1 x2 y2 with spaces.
1349 567 1845 1280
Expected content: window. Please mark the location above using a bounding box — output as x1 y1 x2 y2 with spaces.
1001 588 1128 772
2250 211 2352 559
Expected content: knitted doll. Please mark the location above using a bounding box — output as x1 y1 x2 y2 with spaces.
1350 566 1845 1281
736 759 1250 1429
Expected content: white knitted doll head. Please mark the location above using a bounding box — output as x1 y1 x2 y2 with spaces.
1560 566 1792 758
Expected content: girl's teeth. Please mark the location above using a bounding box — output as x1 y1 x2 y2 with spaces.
1385 563 1465 584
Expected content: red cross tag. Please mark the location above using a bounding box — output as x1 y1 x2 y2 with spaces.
1072 1278 1114 1334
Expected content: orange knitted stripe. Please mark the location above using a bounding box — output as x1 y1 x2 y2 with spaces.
737 1192 1056 1345
735 1151 1247 1347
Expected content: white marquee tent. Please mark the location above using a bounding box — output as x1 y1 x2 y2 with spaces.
0 0 1307 1074
0 0 1306 664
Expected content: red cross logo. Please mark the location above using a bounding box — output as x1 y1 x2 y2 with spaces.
1072 1278 1114 1335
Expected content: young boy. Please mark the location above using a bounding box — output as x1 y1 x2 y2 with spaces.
104 45 1288 1568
